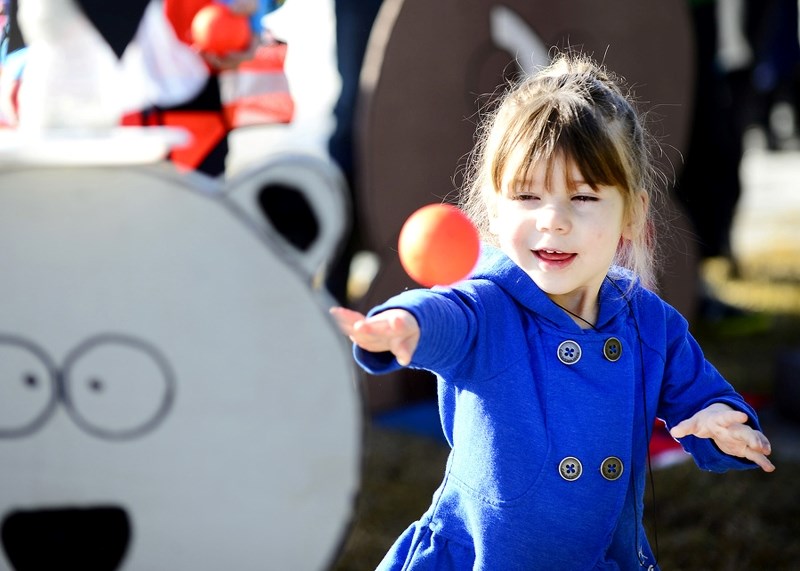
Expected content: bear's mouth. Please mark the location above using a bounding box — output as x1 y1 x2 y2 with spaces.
1 506 131 570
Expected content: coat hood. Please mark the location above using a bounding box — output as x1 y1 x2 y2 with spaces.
469 244 638 332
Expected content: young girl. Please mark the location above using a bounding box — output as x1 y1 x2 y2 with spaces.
331 53 774 570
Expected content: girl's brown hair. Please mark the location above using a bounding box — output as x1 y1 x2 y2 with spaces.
460 52 664 290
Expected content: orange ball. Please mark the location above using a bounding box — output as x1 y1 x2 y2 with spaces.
191 4 252 56
398 203 480 287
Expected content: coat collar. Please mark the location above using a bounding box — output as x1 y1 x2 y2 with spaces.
470 245 635 332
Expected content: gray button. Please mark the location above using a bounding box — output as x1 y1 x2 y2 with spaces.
557 340 581 365
558 456 582 481
600 456 624 481
603 337 622 362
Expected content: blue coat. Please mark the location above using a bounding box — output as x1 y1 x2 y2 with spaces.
356 246 761 570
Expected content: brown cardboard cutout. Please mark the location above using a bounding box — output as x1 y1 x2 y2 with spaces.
356 0 698 411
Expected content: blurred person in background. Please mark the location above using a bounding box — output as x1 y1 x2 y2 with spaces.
676 0 749 321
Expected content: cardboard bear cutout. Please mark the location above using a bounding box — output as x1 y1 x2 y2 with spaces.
0 143 362 570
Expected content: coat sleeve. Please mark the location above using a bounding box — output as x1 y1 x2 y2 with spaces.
353 281 515 380
657 303 762 472
352 286 478 375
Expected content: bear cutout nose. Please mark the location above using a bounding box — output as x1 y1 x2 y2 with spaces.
1 506 130 570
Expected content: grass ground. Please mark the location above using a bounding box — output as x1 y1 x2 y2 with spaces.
331 249 800 570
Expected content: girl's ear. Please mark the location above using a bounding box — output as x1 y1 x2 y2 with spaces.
623 190 648 241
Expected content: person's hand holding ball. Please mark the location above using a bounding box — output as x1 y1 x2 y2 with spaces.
191 1 256 70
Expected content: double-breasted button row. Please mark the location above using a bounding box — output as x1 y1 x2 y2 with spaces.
556 337 623 365
558 456 624 481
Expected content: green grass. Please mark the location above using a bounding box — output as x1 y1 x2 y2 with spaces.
646 460 800 570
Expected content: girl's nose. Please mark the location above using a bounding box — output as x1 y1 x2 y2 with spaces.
535 204 571 234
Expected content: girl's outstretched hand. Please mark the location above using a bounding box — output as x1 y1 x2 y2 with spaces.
670 402 775 472
330 307 420 367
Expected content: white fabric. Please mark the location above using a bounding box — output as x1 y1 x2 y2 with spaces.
15 0 207 130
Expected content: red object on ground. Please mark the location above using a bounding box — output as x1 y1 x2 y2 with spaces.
191 4 251 55
398 204 480 287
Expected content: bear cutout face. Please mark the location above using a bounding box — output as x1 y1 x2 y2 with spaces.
0 155 361 570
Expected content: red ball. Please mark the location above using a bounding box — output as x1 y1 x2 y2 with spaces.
398 203 480 287
191 4 252 56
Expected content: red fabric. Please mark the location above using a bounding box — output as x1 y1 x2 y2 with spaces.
223 92 293 127
163 0 210 45
239 43 288 72
121 110 227 171
161 111 227 170
222 44 294 127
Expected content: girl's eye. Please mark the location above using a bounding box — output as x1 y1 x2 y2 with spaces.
572 195 599 203
512 193 538 201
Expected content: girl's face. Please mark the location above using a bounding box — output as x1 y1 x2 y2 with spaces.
490 152 632 312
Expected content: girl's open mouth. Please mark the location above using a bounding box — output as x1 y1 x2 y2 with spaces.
534 249 576 267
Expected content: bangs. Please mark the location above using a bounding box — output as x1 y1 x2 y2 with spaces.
490 92 634 194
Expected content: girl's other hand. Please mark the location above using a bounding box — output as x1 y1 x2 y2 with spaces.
330 307 420 367
670 402 775 472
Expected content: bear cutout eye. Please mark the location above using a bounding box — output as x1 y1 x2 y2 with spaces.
62 334 176 440
0 336 58 438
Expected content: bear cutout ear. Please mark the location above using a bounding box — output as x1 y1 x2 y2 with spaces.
75 0 151 59
223 153 351 285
